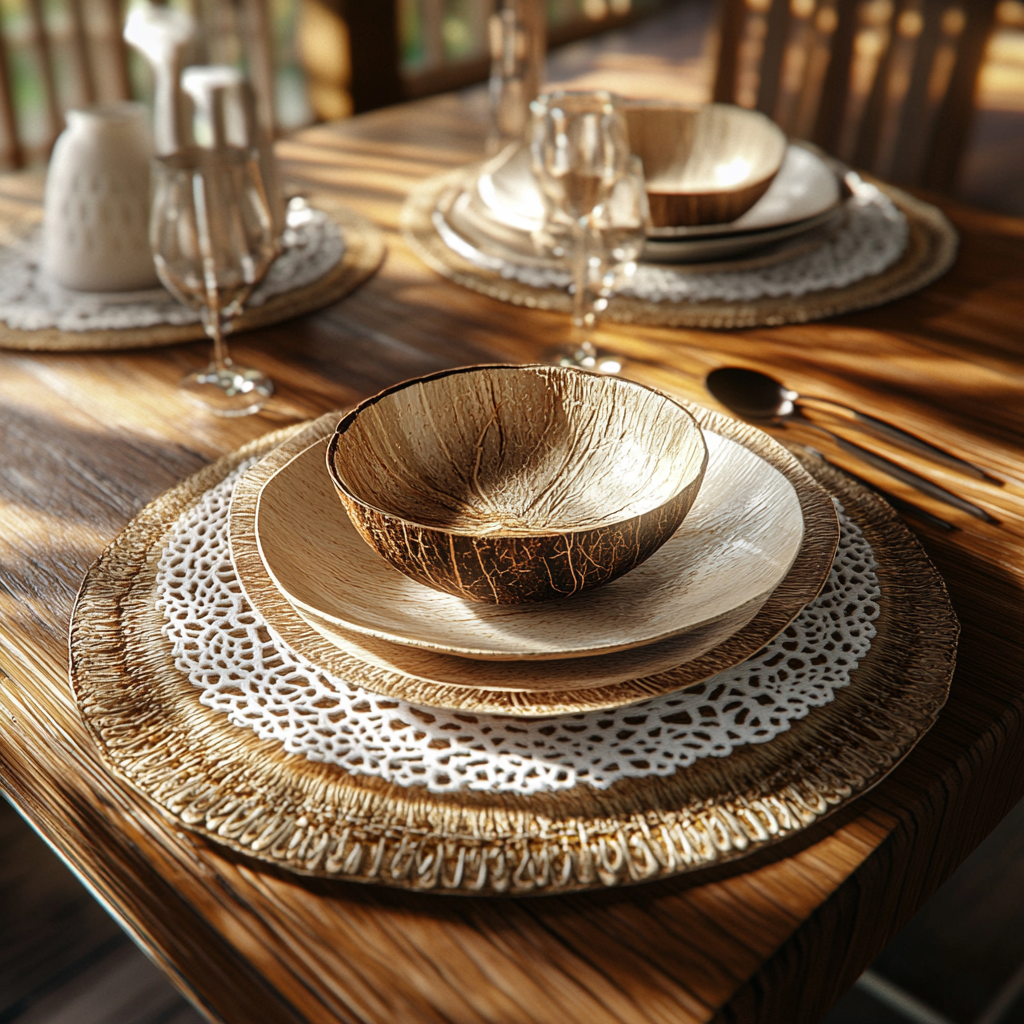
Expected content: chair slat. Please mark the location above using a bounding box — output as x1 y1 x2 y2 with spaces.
343 1 403 113
924 0 999 191
0 35 24 169
26 0 62 149
887 0 945 184
810 0 859 154
756 0 793 120
712 0 747 103
67 0 100 106
851 1 899 171
241 0 278 133
102 0 134 102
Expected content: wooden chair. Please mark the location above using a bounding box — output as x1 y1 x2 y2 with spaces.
712 0 1000 191
0 0 281 170
0 0 132 168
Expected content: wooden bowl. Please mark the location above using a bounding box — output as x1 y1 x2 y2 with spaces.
624 102 788 228
326 364 709 604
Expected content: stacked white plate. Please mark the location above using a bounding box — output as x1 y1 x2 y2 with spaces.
439 141 844 270
228 407 840 716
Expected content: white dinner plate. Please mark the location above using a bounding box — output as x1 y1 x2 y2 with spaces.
477 141 841 238
445 142 842 267
254 429 806 661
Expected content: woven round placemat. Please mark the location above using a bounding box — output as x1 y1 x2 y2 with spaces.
0 191 385 352
229 410 839 716
70 418 956 894
401 167 957 329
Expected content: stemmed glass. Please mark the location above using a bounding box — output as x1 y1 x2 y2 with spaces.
150 146 276 416
559 156 651 372
529 90 641 371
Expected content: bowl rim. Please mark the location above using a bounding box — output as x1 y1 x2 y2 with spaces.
326 363 709 539
623 100 788 196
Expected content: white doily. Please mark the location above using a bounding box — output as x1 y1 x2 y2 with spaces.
0 206 345 333
449 177 908 304
156 465 879 796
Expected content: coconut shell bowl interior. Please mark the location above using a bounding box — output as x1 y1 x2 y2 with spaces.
326 364 709 605
624 102 788 228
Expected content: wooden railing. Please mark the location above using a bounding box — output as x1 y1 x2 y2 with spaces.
401 0 668 98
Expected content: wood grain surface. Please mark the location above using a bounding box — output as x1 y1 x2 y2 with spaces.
1 21 1024 1023
623 102 785 227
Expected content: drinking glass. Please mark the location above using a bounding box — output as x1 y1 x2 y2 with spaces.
530 92 645 371
150 146 276 416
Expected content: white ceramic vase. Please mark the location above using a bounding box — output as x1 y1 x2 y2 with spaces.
43 102 160 292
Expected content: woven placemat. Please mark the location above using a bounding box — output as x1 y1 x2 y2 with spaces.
0 190 385 352
401 167 957 329
70 421 956 895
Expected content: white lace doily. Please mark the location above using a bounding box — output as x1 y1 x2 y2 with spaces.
155 464 880 796
0 206 345 333
441 177 908 305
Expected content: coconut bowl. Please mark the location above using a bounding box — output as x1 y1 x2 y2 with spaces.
326 364 709 604
624 102 788 228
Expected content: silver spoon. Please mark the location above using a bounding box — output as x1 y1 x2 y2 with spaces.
707 366 997 482
706 366 999 524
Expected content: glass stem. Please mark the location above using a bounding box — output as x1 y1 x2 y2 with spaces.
208 301 230 371
571 215 595 344
193 167 232 372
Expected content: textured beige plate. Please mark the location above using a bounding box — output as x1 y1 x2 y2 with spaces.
0 190 385 352
256 420 806 661
292 600 759 694
70 421 957 894
227 409 839 714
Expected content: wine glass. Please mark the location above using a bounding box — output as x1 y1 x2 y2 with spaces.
529 90 635 371
150 146 276 416
555 155 651 372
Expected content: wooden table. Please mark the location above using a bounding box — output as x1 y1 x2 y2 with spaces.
2 54 1024 1024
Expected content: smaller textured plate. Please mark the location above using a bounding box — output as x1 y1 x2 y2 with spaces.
642 207 843 264
255 424 806 661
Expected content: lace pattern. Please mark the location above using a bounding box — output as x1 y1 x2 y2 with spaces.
0 207 344 332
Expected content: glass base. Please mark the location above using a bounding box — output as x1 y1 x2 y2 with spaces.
180 363 274 417
549 341 623 374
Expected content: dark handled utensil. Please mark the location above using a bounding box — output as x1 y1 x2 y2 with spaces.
797 445 958 532
706 366 1000 484
706 368 999 524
